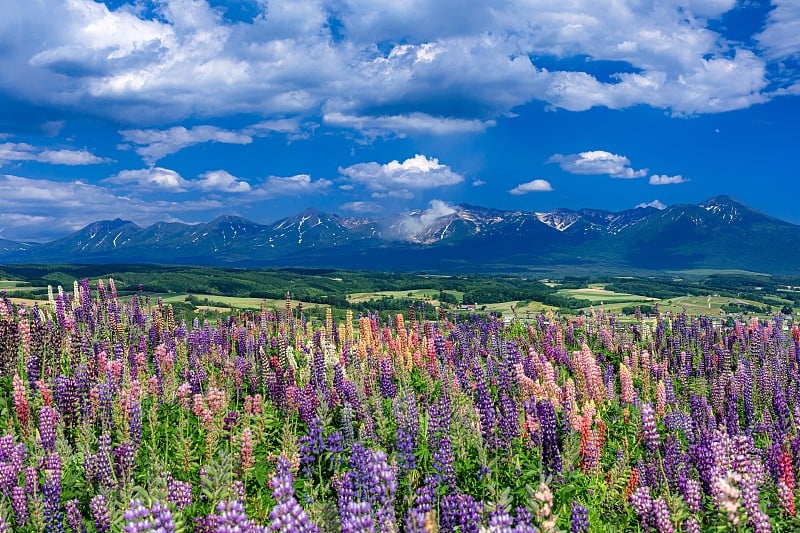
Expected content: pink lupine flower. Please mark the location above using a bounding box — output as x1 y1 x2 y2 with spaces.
12 373 29 433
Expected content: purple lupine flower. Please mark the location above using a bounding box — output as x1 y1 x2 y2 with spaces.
640 403 659 454
515 506 536 533
41 452 64 533
129 400 143 447
11 485 28 526
267 456 320 533
0 515 8 533
38 405 58 453
379 358 397 399
683 517 701 533
652 498 674 533
66 499 86 533
439 493 480 533
91 494 111 533
679 471 702 514
472 359 497 449
630 486 653 528
488 508 514 531
215 499 258 533
298 417 324 478
167 477 193 510
341 501 375 533
570 501 589 533
114 441 137 487
537 399 562 475
432 434 457 491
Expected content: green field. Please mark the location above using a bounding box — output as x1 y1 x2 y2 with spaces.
347 288 463 303
556 283 656 304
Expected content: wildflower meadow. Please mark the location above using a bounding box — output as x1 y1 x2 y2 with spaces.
0 278 798 532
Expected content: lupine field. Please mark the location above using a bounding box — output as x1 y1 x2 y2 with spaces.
0 279 799 532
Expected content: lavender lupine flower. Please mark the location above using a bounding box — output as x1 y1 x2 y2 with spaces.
0 515 9 533
267 456 320 533
91 495 111 533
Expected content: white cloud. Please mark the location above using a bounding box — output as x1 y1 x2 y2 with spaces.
340 201 383 214
0 142 108 166
391 199 456 241
0 0 781 136
0 173 221 241
105 167 190 191
472 179 486 187
251 174 332 198
196 170 251 192
509 179 553 194
757 1 800 61
649 174 689 185
324 112 494 138
339 154 463 197
120 125 252 165
636 199 667 210
548 150 647 178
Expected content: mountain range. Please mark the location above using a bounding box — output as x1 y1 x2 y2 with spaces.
1 196 798 274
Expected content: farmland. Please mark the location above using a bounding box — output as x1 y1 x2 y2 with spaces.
0 268 799 531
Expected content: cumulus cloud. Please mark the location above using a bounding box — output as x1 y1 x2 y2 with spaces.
509 179 553 194
196 170 251 192
472 179 486 187
636 199 667 210
0 173 221 241
120 126 253 165
548 150 647 178
0 0 782 137
339 154 463 198
391 200 456 241
105 167 190 191
0 142 108 166
649 174 689 185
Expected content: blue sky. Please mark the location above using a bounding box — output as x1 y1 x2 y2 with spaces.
0 0 798 241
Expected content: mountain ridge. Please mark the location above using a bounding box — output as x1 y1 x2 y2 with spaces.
1 196 798 274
